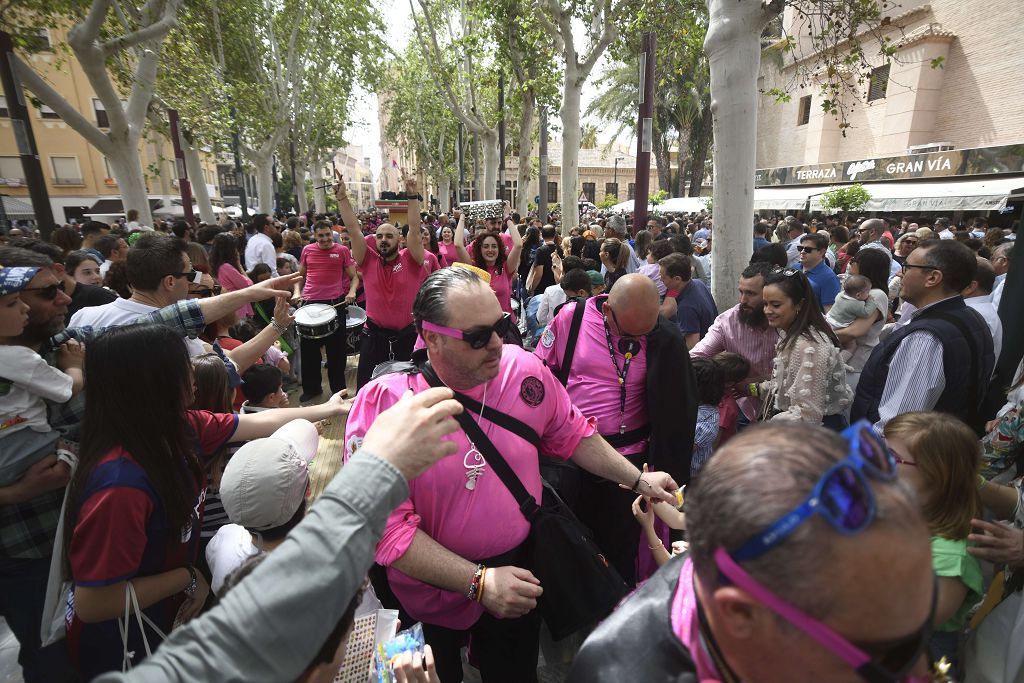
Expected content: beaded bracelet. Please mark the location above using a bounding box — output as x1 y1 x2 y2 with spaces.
467 564 485 601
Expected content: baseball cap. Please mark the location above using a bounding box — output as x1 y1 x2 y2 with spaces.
0 266 41 296
220 419 320 531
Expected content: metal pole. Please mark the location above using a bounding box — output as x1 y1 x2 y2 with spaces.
614 157 624 198
632 32 656 235
167 109 195 224
0 31 55 237
498 72 506 202
538 106 548 223
229 106 249 219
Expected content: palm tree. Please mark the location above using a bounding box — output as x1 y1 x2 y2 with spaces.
580 123 599 149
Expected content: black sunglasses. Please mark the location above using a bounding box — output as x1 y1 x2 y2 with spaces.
421 312 512 349
796 246 820 253
21 280 67 300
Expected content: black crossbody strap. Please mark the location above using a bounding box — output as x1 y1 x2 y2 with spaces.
421 364 540 519
556 298 588 386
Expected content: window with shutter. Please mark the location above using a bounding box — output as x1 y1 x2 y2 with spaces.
867 64 890 102
797 95 811 126
50 157 82 184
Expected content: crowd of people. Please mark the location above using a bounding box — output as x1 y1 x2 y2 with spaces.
0 176 1021 683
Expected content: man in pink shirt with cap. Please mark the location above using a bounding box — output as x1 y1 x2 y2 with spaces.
344 267 679 683
334 170 427 390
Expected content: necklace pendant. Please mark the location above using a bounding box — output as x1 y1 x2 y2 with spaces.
620 424 626 435
618 377 624 385
465 474 478 490
464 443 486 491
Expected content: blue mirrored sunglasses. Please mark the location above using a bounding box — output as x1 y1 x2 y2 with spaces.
730 420 898 563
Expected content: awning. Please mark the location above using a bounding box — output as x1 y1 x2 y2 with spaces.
753 187 818 211
1 196 36 219
85 197 162 218
808 177 1024 213
610 196 709 213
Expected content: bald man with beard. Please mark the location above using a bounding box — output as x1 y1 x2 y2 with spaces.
537 274 698 585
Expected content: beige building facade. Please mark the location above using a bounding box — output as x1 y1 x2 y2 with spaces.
0 25 222 224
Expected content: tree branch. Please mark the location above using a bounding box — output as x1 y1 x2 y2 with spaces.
101 13 178 57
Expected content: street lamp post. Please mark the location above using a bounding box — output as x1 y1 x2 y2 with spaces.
613 156 624 198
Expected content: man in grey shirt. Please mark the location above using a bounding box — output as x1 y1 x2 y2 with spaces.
96 388 463 683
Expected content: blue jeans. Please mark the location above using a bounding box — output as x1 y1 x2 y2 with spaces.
0 555 76 683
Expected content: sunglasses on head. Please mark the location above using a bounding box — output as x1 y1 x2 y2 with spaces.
421 312 512 349
21 280 67 300
772 267 801 278
730 420 897 562
172 270 203 284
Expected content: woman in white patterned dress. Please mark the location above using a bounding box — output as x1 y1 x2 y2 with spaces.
756 267 853 430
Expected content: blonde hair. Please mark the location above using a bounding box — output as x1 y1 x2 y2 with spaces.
883 412 980 540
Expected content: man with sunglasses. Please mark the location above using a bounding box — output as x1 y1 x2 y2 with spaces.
852 239 994 431
344 268 680 683
798 233 840 312
569 421 940 683
536 273 697 586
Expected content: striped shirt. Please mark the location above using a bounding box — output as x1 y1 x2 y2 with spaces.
690 404 720 478
691 305 780 420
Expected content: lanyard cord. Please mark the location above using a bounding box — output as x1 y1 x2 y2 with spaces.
603 317 634 434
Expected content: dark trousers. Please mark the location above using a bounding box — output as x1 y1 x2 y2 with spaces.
423 608 541 683
299 301 347 396
0 555 75 683
572 452 646 587
355 324 416 390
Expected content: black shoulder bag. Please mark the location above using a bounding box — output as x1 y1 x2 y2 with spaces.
421 364 630 640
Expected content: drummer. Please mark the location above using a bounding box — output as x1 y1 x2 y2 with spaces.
295 220 359 402
334 169 427 390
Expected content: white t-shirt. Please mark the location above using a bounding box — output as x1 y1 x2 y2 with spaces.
244 232 278 276
0 345 73 435
205 524 260 596
68 297 207 357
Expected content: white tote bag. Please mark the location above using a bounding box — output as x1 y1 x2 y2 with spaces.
119 581 168 671
39 449 77 647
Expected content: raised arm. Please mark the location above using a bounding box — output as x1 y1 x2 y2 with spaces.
225 297 294 374
334 170 367 265
453 210 471 264
402 170 424 266
199 273 301 323
505 204 523 273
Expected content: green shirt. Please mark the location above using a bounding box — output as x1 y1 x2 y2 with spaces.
931 536 984 632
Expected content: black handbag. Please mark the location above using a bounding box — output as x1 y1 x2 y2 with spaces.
422 365 630 640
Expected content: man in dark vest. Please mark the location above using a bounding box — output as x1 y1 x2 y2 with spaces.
852 239 994 430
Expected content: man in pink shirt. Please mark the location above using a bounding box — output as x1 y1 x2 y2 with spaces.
334 171 426 390
295 220 359 402
691 261 780 423
345 267 679 683
536 274 697 585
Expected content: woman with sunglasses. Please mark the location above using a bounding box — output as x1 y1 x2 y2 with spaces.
453 211 523 319
884 412 984 673
756 268 852 429
63 324 352 679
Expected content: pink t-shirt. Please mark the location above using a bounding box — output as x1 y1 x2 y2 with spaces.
358 244 427 331
534 297 649 455
422 251 441 274
484 264 514 316
299 242 354 301
438 242 459 267
343 345 595 629
215 263 253 318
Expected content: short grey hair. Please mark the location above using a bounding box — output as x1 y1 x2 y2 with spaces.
413 266 486 329
686 422 923 621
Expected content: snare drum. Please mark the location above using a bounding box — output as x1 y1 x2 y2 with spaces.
345 305 367 355
294 303 339 339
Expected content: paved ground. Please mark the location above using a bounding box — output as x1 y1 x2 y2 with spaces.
0 357 577 682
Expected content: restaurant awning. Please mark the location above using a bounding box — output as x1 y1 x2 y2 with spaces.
807 177 1024 213
610 196 710 213
753 187 819 211
1 195 36 219
85 197 162 218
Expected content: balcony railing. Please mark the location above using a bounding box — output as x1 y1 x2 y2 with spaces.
52 177 84 185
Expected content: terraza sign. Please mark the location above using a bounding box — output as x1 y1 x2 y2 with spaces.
756 143 1024 186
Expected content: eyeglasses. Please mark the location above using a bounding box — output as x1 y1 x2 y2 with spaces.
714 548 936 681
730 420 897 563
421 312 512 349
901 263 938 274
172 270 203 284
893 455 917 467
796 246 820 253
21 280 67 300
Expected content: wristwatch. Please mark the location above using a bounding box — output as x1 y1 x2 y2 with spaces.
183 565 198 599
